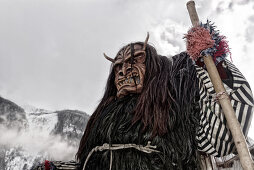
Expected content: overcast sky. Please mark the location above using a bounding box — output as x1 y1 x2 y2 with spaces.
0 0 254 137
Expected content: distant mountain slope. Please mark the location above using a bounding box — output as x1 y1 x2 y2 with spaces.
0 96 89 170
53 110 89 143
0 96 27 129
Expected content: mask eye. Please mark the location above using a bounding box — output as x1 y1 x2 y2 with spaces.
119 72 124 76
134 53 145 63
114 64 121 73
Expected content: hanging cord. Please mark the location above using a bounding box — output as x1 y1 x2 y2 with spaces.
82 141 159 170
213 91 229 102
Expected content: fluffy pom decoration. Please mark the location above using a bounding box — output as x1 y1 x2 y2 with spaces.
45 160 50 170
185 26 215 60
185 20 231 65
214 36 231 62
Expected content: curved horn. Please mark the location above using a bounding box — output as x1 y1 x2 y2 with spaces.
103 53 115 63
142 32 150 50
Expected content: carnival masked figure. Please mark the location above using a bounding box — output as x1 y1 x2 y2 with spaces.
76 23 254 170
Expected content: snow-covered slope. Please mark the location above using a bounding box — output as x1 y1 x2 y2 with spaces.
0 96 89 170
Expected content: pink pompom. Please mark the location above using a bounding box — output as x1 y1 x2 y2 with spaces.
214 36 232 61
185 26 215 60
45 160 50 170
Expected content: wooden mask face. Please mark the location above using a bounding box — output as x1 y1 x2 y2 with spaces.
114 44 146 98
103 33 149 98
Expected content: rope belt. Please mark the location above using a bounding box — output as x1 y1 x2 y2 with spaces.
83 141 160 170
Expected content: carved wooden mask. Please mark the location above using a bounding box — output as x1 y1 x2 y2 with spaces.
103 33 149 98
113 44 146 98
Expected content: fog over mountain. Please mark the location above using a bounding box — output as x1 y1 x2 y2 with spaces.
0 96 89 170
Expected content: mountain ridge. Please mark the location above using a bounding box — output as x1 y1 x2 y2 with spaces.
0 95 90 170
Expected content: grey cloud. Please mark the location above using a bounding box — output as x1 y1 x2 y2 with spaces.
216 1 234 13
214 0 251 14
248 15 254 22
235 0 250 5
245 25 254 43
228 2 234 9
160 26 185 53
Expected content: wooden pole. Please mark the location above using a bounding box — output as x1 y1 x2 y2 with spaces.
186 1 254 170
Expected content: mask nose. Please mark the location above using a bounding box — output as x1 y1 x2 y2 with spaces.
119 63 132 77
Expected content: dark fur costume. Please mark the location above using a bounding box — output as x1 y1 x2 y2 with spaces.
77 52 201 170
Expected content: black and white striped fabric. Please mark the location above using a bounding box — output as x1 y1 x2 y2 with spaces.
196 59 254 157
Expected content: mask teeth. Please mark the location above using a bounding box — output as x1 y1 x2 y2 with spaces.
136 76 140 84
118 75 140 87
